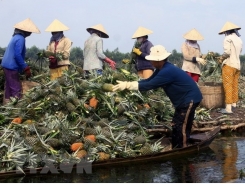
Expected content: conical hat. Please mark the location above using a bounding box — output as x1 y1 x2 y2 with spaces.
219 21 241 35
14 18 40 33
86 24 109 38
132 26 153 39
183 28 204 41
45 19 69 32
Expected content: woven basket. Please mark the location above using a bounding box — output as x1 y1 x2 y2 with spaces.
198 82 225 109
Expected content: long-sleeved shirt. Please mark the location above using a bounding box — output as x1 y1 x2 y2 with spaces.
83 33 106 71
47 36 72 66
138 61 202 108
1 34 27 72
181 42 202 75
222 33 243 70
136 40 154 71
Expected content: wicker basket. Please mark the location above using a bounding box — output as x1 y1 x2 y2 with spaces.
198 82 225 109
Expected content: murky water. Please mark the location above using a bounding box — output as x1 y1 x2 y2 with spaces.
1 131 245 183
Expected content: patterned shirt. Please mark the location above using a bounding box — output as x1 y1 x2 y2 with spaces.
83 33 106 70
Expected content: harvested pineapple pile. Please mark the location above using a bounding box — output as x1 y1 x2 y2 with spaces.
0 62 174 172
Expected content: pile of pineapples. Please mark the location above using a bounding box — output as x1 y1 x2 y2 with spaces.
0 62 174 173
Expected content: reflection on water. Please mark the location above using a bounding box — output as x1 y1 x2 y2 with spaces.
1 136 245 183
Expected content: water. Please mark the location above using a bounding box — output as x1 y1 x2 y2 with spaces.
1 133 245 183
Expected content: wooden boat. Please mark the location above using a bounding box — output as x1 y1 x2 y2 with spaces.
0 126 220 178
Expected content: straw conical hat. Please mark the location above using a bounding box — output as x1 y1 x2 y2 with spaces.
14 18 40 33
219 21 241 35
45 19 69 32
86 24 109 38
132 26 153 39
183 28 204 41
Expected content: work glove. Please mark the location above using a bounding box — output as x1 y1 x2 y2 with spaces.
24 66 31 79
112 80 138 91
132 48 142 56
196 57 207 65
49 56 57 63
104 57 116 69
122 59 130 64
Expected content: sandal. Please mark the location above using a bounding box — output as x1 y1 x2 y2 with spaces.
218 108 233 114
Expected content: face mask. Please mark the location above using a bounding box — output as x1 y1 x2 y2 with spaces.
137 37 144 43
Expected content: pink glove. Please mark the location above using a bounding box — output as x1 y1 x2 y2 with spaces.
104 57 116 70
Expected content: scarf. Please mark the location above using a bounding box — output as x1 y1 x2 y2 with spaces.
50 31 64 43
13 28 30 38
185 40 199 49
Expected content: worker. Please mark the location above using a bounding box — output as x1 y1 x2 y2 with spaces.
1 18 40 104
131 26 154 79
112 45 202 148
181 28 207 82
45 19 72 80
217 21 243 114
83 24 116 77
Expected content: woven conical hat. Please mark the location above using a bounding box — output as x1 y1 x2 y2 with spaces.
45 19 69 32
219 21 241 35
86 24 109 38
14 18 40 33
183 28 204 41
132 26 153 39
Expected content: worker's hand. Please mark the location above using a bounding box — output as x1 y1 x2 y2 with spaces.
196 57 207 65
104 57 116 69
133 48 142 56
24 66 31 79
201 54 207 59
49 56 57 63
215 56 224 64
216 54 229 64
122 59 130 64
112 80 138 91
112 81 128 91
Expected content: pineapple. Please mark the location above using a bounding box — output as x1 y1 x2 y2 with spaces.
76 149 87 159
84 127 97 136
36 126 50 135
72 98 81 107
46 138 62 149
140 142 164 155
133 135 146 146
95 118 109 128
101 127 111 138
25 135 38 146
66 102 76 112
76 66 84 75
83 136 96 150
101 83 114 92
97 152 110 161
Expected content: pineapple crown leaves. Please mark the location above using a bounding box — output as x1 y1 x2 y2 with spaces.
32 124 58 155
109 129 127 144
2 139 29 166
150 139 164 153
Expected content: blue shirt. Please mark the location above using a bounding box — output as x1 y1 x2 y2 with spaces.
1 34 27 72
138 62 202 108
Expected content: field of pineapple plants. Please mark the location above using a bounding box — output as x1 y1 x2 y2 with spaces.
0 52 245 173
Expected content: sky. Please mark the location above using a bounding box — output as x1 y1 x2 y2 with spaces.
0 0 244 55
